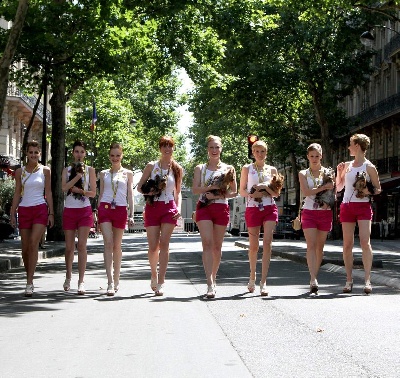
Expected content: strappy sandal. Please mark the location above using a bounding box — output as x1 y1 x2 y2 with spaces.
260 283 268 297
63 278 71 292
310 280 319 293
343 281 353 293
247 279 256 293
206 285 215 299
363 281 372 294
150 277 157 292
155 283 164 296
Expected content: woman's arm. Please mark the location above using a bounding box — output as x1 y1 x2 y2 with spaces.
127 171 135 224
224 165 237 199
98 171 105 204
367 164 382 195
335 162 348 192
61 166 83 192
85 166 97 198
136 162 154 194
239 165 250 198
44 166 54 227
174 166 183 214
10 168 22 228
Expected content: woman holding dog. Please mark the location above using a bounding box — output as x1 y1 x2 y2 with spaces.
10 141 54 297
239 140 280 296
61 140 97 295
137 136 183 296
98 142 134 296
336 134 381 294
299 143 335 294
192 135 237 299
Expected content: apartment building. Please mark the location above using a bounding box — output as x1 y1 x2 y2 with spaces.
0 17 50 177
337 21 400 238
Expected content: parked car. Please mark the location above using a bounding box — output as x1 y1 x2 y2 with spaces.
275 215 301 240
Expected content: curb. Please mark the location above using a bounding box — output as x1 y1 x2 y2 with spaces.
0 246 65 273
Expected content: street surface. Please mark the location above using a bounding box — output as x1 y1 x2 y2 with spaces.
1 233 400 377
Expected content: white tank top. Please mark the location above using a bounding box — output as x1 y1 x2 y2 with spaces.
150 161 175 203
200 163 230 205
342 160 372 203
101 168 130 206
19 165 46 207
64 165 91 209
302 168 329 210
246 163 275 208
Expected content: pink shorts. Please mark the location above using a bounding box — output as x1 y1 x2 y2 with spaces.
144 200 178 227
63 206 93 230
98 202 127 229
301 209 333 231
18 203 48 229
195 202 229 226
245 204 278 228
340 202 373 223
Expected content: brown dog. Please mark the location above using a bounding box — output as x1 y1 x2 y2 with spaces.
199 167 235 208
353 171 374 199
315 168 335 208
141 174 167 205
250 173 284 203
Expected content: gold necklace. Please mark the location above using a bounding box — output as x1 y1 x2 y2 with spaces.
308 168 323 188
202 160 222 186
254 162 266 183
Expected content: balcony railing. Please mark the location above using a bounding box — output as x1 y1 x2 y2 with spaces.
350 92 400 127
7 84 52 125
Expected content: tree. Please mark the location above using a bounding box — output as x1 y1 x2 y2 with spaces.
0 0 29 126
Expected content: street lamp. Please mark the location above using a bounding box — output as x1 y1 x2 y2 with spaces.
360 25 400 47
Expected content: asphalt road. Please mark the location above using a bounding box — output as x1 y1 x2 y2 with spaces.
1 233 399 377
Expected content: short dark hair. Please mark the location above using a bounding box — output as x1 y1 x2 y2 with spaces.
72 140 87 151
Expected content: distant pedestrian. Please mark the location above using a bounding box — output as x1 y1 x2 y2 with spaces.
336 134 381 294
10 141 54 297
137 136 183 296
239 140 280 296
98 143 134 296
192 135 237 299
299 143 335 293
61 140 97 295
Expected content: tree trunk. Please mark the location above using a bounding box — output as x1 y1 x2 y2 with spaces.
0 0 29 126
310 90 333 167
289 151 300 208
46 72 66 241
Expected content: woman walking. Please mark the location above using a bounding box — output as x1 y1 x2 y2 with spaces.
336 134 381 294
137 136 183 296
299 143 335 293
239 140 280 296
61 140 97 294
10 141 54 297
98 143 134 296
192 135 237 299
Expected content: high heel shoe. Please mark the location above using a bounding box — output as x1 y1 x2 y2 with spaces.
150 277 157 292
247 279 256 293
310 279 319 293
343 281 353 293
206 285 216 299
260 283 268 297
363 281 372 294
155 283 164 296
63 278 71 292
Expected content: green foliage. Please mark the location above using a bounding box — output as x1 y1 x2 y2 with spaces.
0 178 15 213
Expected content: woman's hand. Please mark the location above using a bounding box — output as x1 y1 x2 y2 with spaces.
48 214 54 228
172 211 181 220
128 217 134 227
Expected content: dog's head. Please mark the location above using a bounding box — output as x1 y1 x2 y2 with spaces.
321 168 335 185
141 179 157 194
71 162 84 175
354 171 367 190
155 174 167 192
269 173 284 192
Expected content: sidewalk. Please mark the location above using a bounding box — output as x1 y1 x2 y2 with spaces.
235 237 400 290
0 238 65 272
